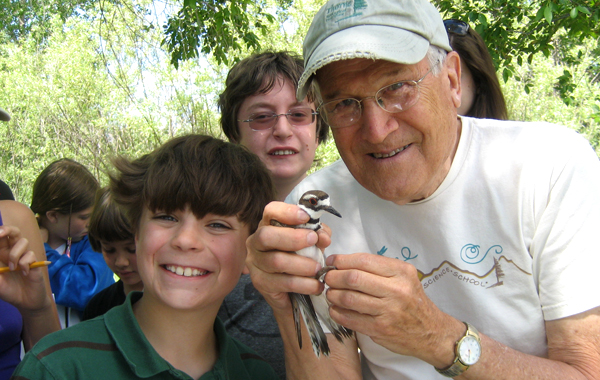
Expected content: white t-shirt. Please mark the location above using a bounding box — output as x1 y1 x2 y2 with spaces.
287 117 600 379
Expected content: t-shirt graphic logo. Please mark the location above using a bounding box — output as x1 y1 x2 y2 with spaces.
417 243 531 290
377 245 418 261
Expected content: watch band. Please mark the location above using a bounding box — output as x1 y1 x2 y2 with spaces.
435 322 481 378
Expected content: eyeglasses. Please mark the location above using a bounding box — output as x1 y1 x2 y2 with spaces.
317 61 440 129
239 107 318 131
444 19 469 36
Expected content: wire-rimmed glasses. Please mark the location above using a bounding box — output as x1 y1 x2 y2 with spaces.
317 61 440 129
239 107 318 131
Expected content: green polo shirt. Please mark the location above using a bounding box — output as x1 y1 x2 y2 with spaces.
11 292 277 379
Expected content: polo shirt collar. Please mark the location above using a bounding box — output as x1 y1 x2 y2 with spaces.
104 292 236 379
105 292 187 378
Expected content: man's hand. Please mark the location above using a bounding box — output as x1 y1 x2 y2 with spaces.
324 252 463 367
246 201 332 312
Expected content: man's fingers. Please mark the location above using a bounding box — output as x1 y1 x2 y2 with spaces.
316 223 332 250
249 249 321 279
327 287 384 316
261 201 310 228
249 224 318 254
326 252 408 277
254 270 325 296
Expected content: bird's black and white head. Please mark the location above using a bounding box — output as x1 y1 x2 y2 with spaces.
297 190 341 230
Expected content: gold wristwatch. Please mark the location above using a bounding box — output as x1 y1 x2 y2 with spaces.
435 322 481 377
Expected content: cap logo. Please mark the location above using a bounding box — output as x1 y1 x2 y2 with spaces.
325 0 368 24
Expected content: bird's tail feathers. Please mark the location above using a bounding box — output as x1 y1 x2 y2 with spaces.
311 292 354 344
293 293 330 357
323 318 354 343
290 293 303 349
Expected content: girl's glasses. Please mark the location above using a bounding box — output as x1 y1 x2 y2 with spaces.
239 108 318 131
444 19 469 36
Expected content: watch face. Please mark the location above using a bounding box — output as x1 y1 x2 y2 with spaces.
458 336 481 366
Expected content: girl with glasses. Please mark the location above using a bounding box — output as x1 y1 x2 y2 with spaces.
219 51 329 202
217 51 330 379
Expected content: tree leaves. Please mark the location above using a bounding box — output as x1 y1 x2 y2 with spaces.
433 0 600 106
162 0 292 68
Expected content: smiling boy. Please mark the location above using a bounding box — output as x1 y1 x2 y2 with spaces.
12 135 276 380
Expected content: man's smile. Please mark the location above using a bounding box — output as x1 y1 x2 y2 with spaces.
370 144 411 159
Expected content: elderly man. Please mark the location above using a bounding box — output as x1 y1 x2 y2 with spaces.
246 0 600 379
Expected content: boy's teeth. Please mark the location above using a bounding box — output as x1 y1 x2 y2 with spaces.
165 265 207 277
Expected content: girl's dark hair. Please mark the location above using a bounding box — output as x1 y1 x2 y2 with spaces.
218 51 329 144
88 187 134 252
109 134 274 234
449 28 508 120
30 158 99 215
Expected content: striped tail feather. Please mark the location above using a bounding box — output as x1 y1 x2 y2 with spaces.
322 316 354 343
290 293 303 350
310 290 354 344
291 292 330 357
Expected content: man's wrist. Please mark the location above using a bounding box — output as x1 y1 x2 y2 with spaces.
434 322 482 377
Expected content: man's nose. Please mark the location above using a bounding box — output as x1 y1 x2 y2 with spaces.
359 99 399 144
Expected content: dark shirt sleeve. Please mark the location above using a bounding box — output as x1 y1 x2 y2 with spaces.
82 281 125 321
0 180 14 201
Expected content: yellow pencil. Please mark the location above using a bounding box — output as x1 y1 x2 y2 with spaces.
0 261 52 273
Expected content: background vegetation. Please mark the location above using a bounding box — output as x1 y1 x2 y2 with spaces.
0 0 598 204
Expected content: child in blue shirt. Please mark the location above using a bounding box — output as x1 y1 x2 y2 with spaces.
30 159 114 326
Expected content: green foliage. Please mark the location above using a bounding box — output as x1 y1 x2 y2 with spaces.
0 0 95 42
0 0 597 205
503 48 600 155
0 1 222 203
163 0 293 68
433 0 600 105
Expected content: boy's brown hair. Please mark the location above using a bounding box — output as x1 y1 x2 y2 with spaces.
218 51 329 144
109 134 274 234
88 187 134 252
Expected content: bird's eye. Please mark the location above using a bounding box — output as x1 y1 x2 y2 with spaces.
310 198 317 205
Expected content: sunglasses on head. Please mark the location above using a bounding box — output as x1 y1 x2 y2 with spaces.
444 19 469 36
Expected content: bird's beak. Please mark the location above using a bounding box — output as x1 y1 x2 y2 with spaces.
323 205 342 218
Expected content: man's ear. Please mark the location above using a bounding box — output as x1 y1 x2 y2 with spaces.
445 51 462 109
45 210 59 224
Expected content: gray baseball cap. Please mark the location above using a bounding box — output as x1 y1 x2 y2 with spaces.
297 0 452 100
0 107 9 122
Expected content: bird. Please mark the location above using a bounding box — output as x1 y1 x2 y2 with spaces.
271 190 353 357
